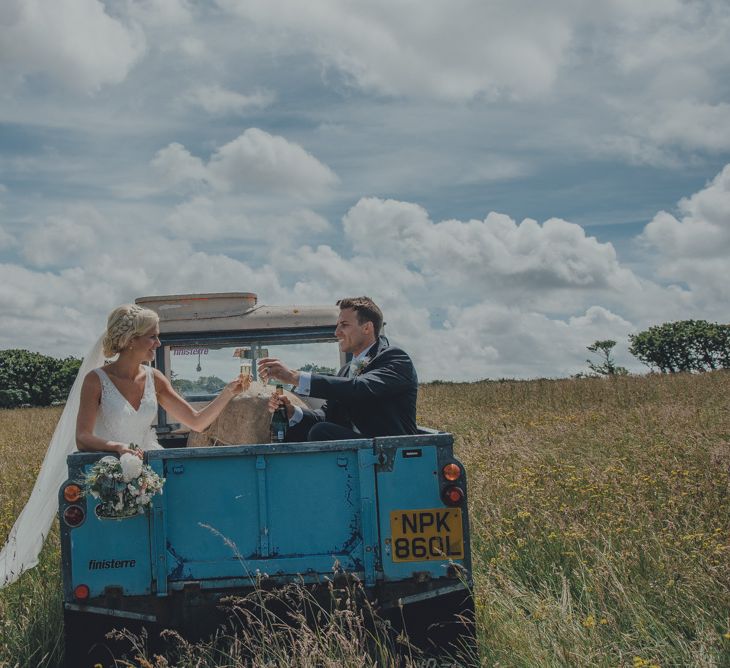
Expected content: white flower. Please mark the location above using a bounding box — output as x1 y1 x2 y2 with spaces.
350 356 372 376
120 453 143 482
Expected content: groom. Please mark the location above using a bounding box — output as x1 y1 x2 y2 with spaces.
257 296 418 441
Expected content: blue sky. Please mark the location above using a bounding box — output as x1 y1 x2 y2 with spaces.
1 0 729 380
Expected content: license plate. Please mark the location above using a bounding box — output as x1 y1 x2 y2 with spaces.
389 508 464 562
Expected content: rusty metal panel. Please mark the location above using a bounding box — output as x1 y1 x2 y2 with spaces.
136 293 338 335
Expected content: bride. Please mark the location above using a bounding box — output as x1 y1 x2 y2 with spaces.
77 304 248 457
0 304 249 587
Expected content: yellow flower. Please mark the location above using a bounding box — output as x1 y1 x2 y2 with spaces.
582 615 596 629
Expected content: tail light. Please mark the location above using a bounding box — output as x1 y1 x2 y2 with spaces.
442 463 462 481
63 484 82 503
74 584 90 601
441 485 464 506
63 505 85 527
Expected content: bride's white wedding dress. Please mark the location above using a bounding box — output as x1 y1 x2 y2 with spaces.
0 335 160 587
93 367 162 452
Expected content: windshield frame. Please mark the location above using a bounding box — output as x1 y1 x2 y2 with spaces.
154 326 342 432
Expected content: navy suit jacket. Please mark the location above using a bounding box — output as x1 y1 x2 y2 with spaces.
291 336 418 439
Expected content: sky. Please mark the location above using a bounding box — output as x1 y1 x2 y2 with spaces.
0 0 729 381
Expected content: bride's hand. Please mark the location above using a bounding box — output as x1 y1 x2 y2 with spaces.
224 374 250 397
117 444 143 459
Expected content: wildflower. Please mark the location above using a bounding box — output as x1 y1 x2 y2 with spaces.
582 615 596 629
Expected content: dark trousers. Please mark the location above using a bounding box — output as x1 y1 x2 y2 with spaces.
307 422 361 441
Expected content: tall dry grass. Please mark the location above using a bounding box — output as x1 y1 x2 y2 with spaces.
419 372 730 667
0 407 64 668
1 373 729 666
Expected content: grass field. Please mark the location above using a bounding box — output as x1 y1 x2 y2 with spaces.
1 372 729 667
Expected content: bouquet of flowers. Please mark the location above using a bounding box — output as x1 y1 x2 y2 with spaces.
83 446 165 519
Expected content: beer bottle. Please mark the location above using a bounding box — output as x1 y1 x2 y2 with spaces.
270 385 288 443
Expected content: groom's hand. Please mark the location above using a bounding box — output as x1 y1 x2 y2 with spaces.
257 358 300 387
268 394 294 419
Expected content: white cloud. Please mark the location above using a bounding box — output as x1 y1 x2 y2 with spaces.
181 85 275 115
122 0 194 27
642 165 730 259
293 244 425 297
342 198 638 294
151 143 208 190
177 37 207 59
3 166 729 378
409 302 635 381
150 129 338 199
640 164 730 301
22 218 98 268
2 1 730 381
459 157 531 184
208 129 339 196
634 101 730 154
216 0 574 100
0 0 145 91
612 1 728 76
0 221 290 356
164 197 330 240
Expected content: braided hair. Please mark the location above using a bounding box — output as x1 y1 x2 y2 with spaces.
102 305 159 358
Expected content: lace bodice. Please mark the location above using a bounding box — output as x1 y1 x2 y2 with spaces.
93 366 162 451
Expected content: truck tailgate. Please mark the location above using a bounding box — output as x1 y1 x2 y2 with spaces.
149 443 374 592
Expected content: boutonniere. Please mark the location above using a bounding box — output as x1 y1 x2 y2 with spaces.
351 356 372 376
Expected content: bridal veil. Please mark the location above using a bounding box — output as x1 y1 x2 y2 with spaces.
0 335 105 587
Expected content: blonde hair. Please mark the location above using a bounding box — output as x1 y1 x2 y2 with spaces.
102 304 159 358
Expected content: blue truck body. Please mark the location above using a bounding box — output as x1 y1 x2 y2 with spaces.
58 295 475 665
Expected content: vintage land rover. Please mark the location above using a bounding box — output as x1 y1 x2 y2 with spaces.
59 293 475 666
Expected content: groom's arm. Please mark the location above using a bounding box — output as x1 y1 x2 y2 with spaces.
309 349 417 402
